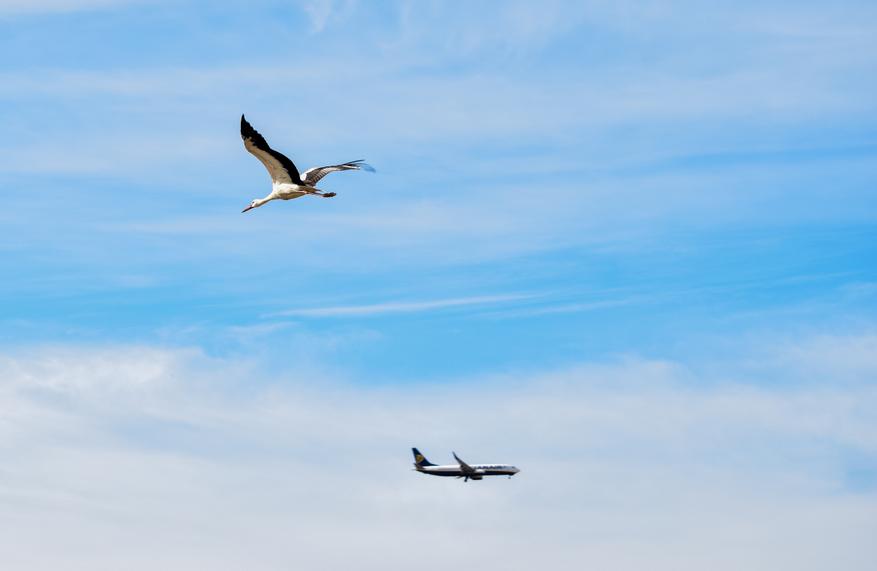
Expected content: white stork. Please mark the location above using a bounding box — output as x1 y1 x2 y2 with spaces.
240 114 374 212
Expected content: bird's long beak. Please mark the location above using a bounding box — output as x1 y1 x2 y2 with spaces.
242 204 255 213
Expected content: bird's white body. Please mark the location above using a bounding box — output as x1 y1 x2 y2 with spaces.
248 185 307 210
271 182 312 200
240 114 373 212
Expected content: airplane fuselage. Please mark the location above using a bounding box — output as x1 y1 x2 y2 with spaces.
415 463 520 479
412 448 519 481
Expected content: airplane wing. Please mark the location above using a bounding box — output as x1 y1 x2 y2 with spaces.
453 452 477 474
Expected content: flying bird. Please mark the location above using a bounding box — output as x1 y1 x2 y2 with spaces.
239 114 374 212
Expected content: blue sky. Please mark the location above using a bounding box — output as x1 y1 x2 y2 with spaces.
1 1 876 569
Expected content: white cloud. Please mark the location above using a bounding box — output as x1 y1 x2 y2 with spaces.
766 333 877 386
300 0 358 34
273 294 533 317
301 0 334 33
0 335 875 569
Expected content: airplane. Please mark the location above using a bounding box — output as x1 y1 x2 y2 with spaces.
412 448 520 482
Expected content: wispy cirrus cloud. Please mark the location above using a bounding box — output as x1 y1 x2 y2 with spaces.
273 294 533 317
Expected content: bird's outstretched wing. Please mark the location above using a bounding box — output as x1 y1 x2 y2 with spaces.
302 160 374 187
240 115 302 185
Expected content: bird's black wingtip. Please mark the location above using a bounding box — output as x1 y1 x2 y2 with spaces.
240 114 254 137
350 159 376 172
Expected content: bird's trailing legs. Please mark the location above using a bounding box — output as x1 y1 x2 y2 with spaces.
301 188 336 198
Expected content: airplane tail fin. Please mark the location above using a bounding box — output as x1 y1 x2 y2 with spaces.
412 447 435 467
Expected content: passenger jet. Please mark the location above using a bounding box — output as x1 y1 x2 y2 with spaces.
412 448 520 481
